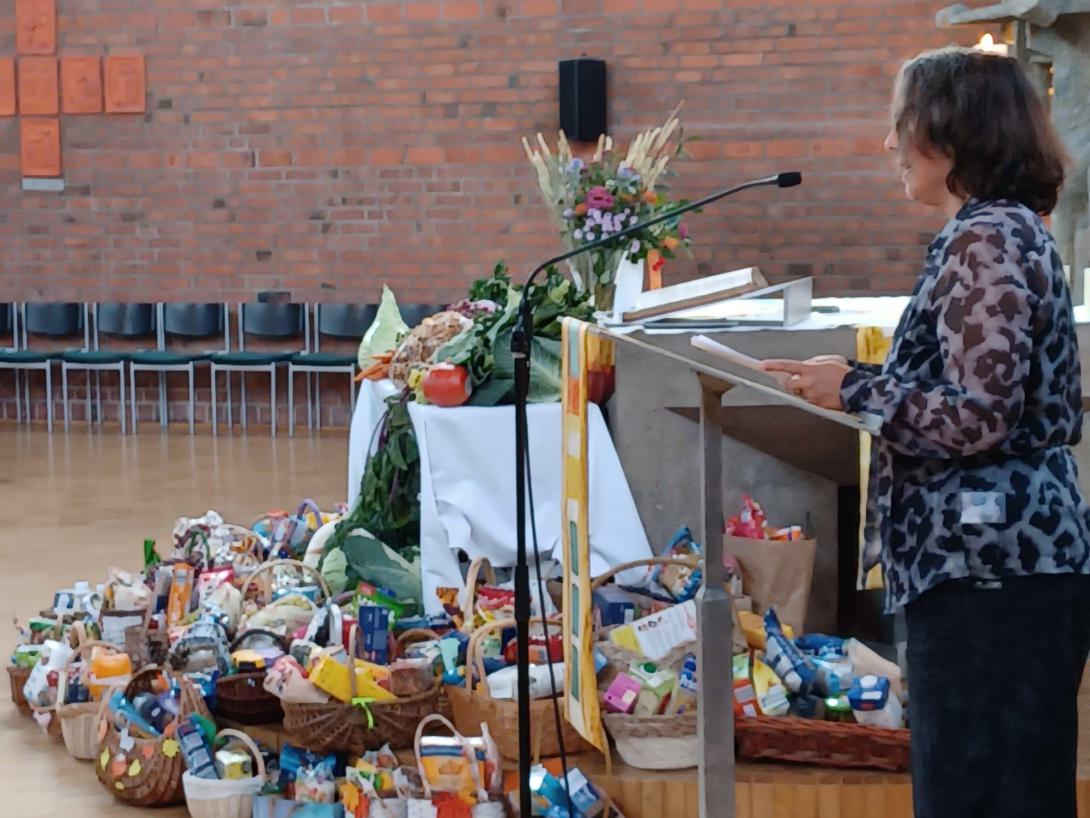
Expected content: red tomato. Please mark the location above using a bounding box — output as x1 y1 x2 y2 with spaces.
422 363 472 407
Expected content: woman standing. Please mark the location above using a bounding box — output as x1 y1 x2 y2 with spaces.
763 48 1090 818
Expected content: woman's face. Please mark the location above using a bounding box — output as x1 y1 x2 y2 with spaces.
884 127 955 208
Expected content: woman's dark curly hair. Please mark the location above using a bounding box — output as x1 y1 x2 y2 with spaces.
893 47 1067 215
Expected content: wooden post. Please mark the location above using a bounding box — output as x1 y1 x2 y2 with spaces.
696 373 734 818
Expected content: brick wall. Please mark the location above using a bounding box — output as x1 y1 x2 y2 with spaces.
0 0 985 426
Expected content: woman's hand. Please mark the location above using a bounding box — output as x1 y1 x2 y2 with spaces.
760 358 852 410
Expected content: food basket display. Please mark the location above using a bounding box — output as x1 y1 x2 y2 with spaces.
215 629 290 725
447 616 592 762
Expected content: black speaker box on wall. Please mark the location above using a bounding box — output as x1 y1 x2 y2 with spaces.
558 58 607 142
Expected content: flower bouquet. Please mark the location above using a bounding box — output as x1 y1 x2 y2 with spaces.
522 105 693 311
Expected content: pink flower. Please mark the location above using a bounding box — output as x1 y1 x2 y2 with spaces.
584 186 614 210
678 223 689 240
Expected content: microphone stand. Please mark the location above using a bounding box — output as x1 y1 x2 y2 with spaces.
509 172 800 818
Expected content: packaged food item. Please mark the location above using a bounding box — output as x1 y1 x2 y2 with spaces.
216 748 253 780
732 653 759 718
296 757 338 803
750 656 790 717
13 644 42 668
108 566 153 610
23 639 74 708
197 566 234 607
602 674 640 714
88 651 133 700
178 716 218 779
483 663 564 701
762 608 814 694
592 586 636 628
848 674 903 729
627 662 675 716
668 654 698 715
389 657 435 697
725 495 767 539
810 655 853 698
264 655 330 704
166 563 195 627
608 599 696 661
360 604 391 664
107 689 161 737
844 637 904 699
309 653 397 704
738 609 795 651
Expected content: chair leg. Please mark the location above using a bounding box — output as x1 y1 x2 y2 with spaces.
270 365 277 438
45 366 53 433
226 371 233 432
288 365 295 438
118 366 126 435
130 366 138 433
211 366 218 437
14 370 22 424
62 365 70 432
316 371 322 432
94 370 102 427
188 364 195 436
241 372 248 432
158 371 167 429
306 371 313 429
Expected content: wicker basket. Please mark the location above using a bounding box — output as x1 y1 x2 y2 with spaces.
95 665 213 807
215 629 290 725
281 625 442 755
58 640 125 760
183 729 266 818
457 557 498 633
394 628 453 720
447 617 593 762
7 665 32 716
734 716 911 772
602 711 699 770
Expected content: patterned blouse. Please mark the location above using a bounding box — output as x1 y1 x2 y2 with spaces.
841 198 1090 611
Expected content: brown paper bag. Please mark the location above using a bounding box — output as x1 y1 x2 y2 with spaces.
724 534 816 634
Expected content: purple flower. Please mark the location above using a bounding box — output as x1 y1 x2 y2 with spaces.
568 157 585 173
678 223 689 240
573 229 583 240
629 240 641 254
562 208 574 219
629 215 639 226
617 165 635 180
585 186 614 210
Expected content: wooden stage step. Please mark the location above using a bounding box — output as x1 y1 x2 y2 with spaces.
229 721 1090 818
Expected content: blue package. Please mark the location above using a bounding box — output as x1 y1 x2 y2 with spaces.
795 634 846 658
279 744 341 790
592 586 636 628
359 604 390 664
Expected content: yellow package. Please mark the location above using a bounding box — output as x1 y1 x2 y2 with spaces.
309 654 398 704
738 610 793 650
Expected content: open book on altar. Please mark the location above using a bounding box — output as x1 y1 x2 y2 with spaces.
688 334 881 434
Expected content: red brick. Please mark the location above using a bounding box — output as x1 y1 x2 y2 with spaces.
290 6 327 24
765 139 807 158
443 0 482 18
367 3 402 21
259 150 293 166
330 5 365 23
404 1 442 19
406 146 446 164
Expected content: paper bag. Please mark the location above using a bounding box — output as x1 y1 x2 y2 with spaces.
724 534 816 634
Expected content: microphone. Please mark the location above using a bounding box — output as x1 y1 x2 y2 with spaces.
507 169 802 818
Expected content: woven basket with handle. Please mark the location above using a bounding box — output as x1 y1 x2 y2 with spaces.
215 629 291 725
58 640 125 760
95 665 213 807
7 664 32 716
281 624 442 755
447 616 593 762
183 728 267 818
589 556 726 770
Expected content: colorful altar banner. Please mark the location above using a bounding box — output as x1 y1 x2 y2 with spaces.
560 317 608 752
856 326 893 591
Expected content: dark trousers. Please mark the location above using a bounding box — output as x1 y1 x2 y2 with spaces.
906 574 1090 818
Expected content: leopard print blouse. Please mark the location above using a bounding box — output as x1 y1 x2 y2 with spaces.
841 198 1090 611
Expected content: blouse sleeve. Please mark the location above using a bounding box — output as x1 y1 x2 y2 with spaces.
840 222 1035 459
849 361 884 376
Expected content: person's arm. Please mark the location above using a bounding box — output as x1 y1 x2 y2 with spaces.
840 223 1035 459
849 361 884 376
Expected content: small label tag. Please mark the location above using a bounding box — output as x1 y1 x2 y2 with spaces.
960 491 1006 525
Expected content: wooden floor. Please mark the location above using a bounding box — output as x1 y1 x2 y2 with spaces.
4 422 1090 818
0 423 348 818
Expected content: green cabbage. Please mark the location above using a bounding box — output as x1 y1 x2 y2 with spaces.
358 285 409 367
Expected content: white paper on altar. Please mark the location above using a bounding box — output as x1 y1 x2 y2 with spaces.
347 380 653 614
